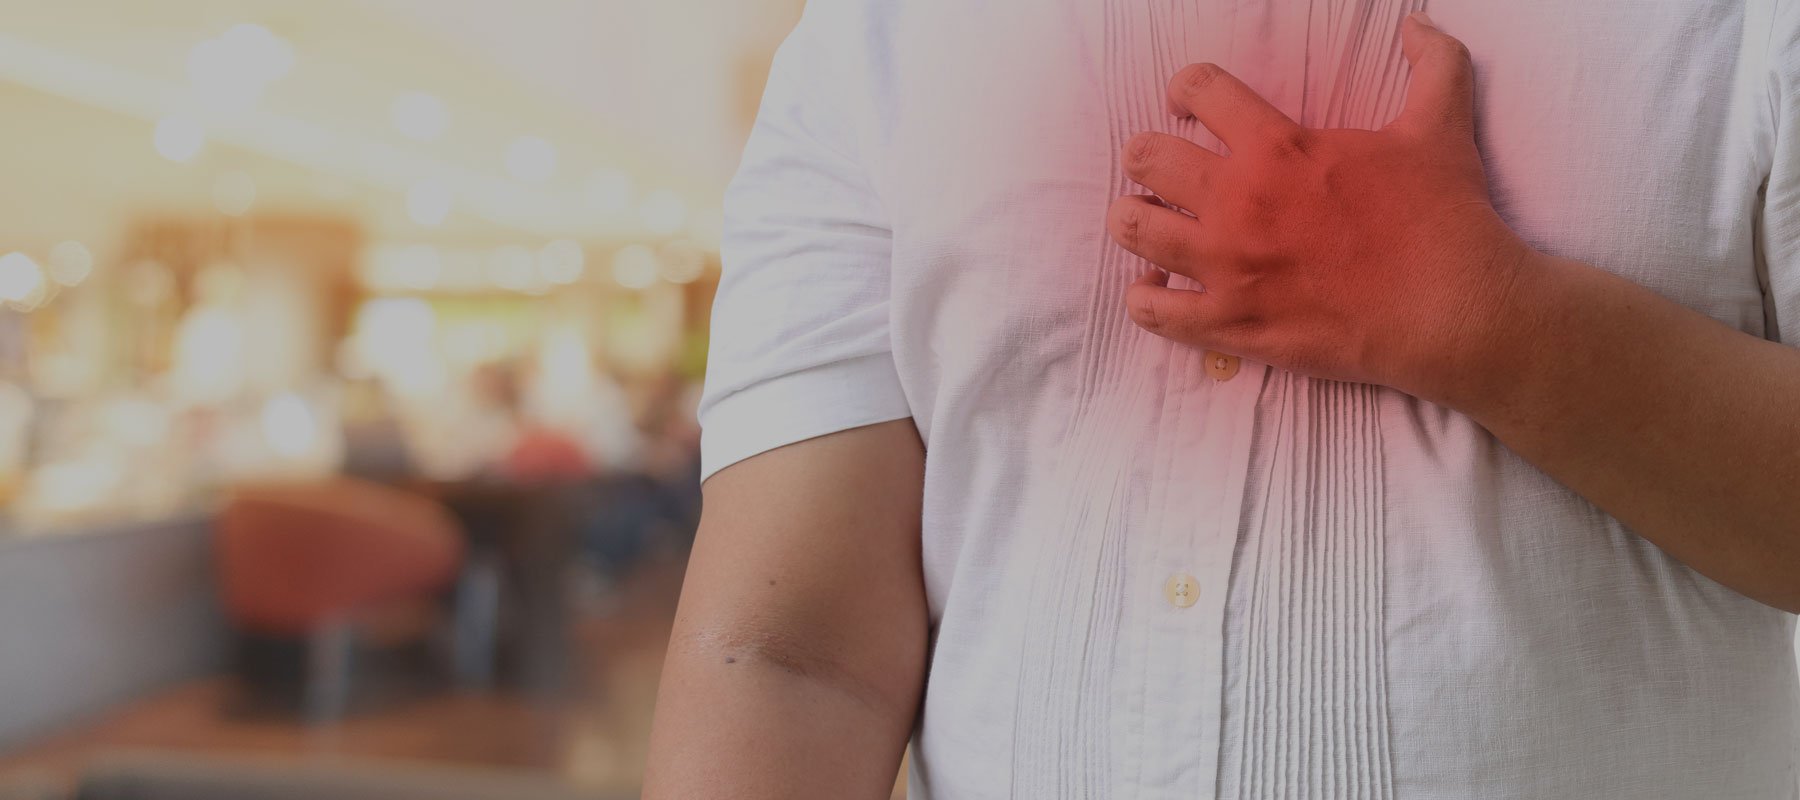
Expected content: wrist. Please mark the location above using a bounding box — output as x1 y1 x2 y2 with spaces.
1405 244 1563 421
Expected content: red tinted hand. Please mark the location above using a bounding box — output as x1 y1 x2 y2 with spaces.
1107 14 1535 404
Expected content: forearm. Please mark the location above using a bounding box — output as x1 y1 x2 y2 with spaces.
643 421 929 798
1449 252 1800 611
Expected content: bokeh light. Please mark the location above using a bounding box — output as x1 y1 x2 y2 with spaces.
0 252 47 308
538 239 586 285
611 244 659 289
46 241 93 287
212 171 257 217
186 23 295 114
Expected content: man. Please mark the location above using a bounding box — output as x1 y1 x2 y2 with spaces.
646 2 1800 797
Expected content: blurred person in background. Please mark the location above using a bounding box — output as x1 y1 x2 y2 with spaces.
338 378 415 482
518 342 643 478
647 2 1800 799
401 362 522 482
575 371 703 582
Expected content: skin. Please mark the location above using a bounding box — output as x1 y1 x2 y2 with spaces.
643 420 927 799
1108 13 1800 612
647 12 1800 797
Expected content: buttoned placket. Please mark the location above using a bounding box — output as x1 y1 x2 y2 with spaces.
1105 1 1302 793
1134 349 1267 799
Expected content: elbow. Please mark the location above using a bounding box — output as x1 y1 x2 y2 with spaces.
671 621 925 721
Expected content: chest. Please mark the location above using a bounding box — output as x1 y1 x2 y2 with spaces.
875 0 1773 378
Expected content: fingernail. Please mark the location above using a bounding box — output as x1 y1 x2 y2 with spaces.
1408 11 1436 28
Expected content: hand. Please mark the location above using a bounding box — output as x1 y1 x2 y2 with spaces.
1107 13 1538 408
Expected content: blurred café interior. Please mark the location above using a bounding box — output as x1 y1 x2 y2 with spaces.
0 1 803 797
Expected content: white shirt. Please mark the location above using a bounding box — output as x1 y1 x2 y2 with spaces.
699 1 1800 797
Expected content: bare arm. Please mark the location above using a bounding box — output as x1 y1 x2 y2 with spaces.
1106 15 1800 611
1446 255 1800 612
643 420 928 798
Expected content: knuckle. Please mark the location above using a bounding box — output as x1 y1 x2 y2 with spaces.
1266 128 1312 159
1176 62 1228 97
1125 133 1162 170
1219 311 1265 340
1314 153 1354 195
1226 260 1275 293
1128 290 1163 331
1111 202 1148 248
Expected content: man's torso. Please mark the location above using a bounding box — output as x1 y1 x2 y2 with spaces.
834 1 1798 796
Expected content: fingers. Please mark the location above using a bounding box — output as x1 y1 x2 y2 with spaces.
1166 63 1304 155
1122 132 1223 212
1397 13 1476 137
1107 195 1216 281
1125 270 1233 347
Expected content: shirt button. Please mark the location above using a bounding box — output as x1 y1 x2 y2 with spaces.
1204 350 1240 381
1164 573 1199 608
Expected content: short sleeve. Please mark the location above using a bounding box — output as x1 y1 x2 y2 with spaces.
697 0 910 482
1758 0 1800 342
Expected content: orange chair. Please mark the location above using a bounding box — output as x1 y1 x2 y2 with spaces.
216 478 464 720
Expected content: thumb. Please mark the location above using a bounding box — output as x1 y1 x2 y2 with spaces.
1397 13 1476 137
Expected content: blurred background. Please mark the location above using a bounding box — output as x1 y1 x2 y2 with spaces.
4 3 1789 799
0 1 808 798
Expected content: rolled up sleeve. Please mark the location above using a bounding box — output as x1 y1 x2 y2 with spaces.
697 0 909 482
